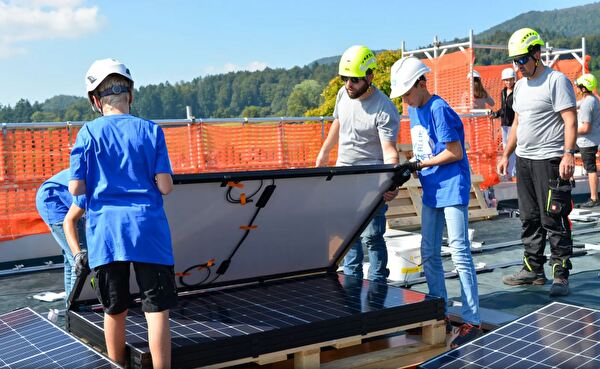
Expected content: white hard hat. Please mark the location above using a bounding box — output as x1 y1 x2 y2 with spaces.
390 56 430 98
85 58 133 93
501 68 516 80
467 70 481 79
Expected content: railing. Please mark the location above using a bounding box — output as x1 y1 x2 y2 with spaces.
0 113 499 241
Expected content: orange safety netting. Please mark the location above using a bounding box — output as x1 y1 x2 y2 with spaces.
0 121 336 241
0 55 592 242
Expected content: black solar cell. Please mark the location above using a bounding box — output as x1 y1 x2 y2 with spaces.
419 302 600 369
68 273 444 368
0 308 114 369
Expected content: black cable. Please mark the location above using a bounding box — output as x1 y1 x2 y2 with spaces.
225 180 263 204
210 179 276 284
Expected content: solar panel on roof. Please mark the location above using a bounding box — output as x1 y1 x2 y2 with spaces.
419 302 600 369
0 307 115 369
69 274 444 368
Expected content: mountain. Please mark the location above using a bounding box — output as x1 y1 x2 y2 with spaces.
478 2 600 40
2 3 600 123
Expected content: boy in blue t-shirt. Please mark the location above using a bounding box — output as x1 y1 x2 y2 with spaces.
389 56 481 348
35 169 86 301
69 58 176 368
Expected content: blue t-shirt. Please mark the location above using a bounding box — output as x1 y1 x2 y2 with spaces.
35 169 86 225
408 95 471 208
70 114 174 269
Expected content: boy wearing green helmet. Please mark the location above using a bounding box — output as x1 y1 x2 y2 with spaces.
498 28 577 297
316 45 400 283
574 73 600 208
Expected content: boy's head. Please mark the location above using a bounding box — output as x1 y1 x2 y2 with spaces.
85 58 134 114
390 56 430 107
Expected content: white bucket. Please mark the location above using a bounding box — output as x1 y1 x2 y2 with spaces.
387 235 422 282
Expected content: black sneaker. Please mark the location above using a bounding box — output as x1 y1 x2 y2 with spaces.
502 269 547 286
549 278 570 297
581 198 600 208
450 323 483 348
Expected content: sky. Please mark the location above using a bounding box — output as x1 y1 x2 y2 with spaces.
0 0 595 106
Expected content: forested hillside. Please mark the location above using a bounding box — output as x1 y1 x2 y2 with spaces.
2 2 600 123
0 63 337 123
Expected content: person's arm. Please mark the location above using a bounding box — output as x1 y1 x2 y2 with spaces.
68 180 86 196
315 118 340 167
156 173 173 195
560 107 577 179
497 113 519 176
64 203 85 256
578 122 592 135
419 140 463 169
381 140 399 165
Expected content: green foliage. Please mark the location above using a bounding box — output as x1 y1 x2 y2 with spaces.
286 80 322 116
3 2 600 123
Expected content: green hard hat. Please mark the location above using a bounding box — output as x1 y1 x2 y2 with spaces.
338 45 377 77
508 28 544 57
576 73 598 93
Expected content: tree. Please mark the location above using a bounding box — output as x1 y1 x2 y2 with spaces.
286 80 322 116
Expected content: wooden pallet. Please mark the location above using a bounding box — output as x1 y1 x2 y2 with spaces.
386 174 498 231
201 318 447 369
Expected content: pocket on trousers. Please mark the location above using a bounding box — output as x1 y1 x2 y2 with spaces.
546 179 572 216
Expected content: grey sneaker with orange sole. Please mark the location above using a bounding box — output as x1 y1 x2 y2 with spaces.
502 269 547 286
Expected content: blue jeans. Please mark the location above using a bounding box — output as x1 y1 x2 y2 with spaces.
421 204 480 325
342 204 389 282
501 126 516 177
49 219 87 302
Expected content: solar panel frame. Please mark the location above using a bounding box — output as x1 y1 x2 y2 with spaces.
418 302 600 369
0 307 115 369
66 165 441 368
70 165 405 308
68 273 445 368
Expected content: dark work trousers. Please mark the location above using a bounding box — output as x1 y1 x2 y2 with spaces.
516 156 573 279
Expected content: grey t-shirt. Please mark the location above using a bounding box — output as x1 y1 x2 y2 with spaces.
333 86 400 166
513 67 577 160
576 94 600 147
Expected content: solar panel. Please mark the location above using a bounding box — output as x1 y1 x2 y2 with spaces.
0 307 114 369
69 273 444 368
419 302 600 369
72 166 403 304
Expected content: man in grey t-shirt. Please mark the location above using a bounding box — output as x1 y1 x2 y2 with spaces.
575 74 600 208
316 45 400 282
497 28 577 297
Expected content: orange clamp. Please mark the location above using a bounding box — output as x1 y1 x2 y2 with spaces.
227 181 244 189
239 225 258 230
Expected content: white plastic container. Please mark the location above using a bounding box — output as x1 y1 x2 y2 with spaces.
387 235 422 282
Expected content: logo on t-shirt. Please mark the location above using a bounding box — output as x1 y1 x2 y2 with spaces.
375 111 390 126
410 125 434 161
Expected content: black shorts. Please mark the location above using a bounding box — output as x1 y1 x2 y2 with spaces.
578 145 598 173
93 261 178 315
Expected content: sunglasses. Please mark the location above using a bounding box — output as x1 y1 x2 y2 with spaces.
340 76 365 84
513 55 530 65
